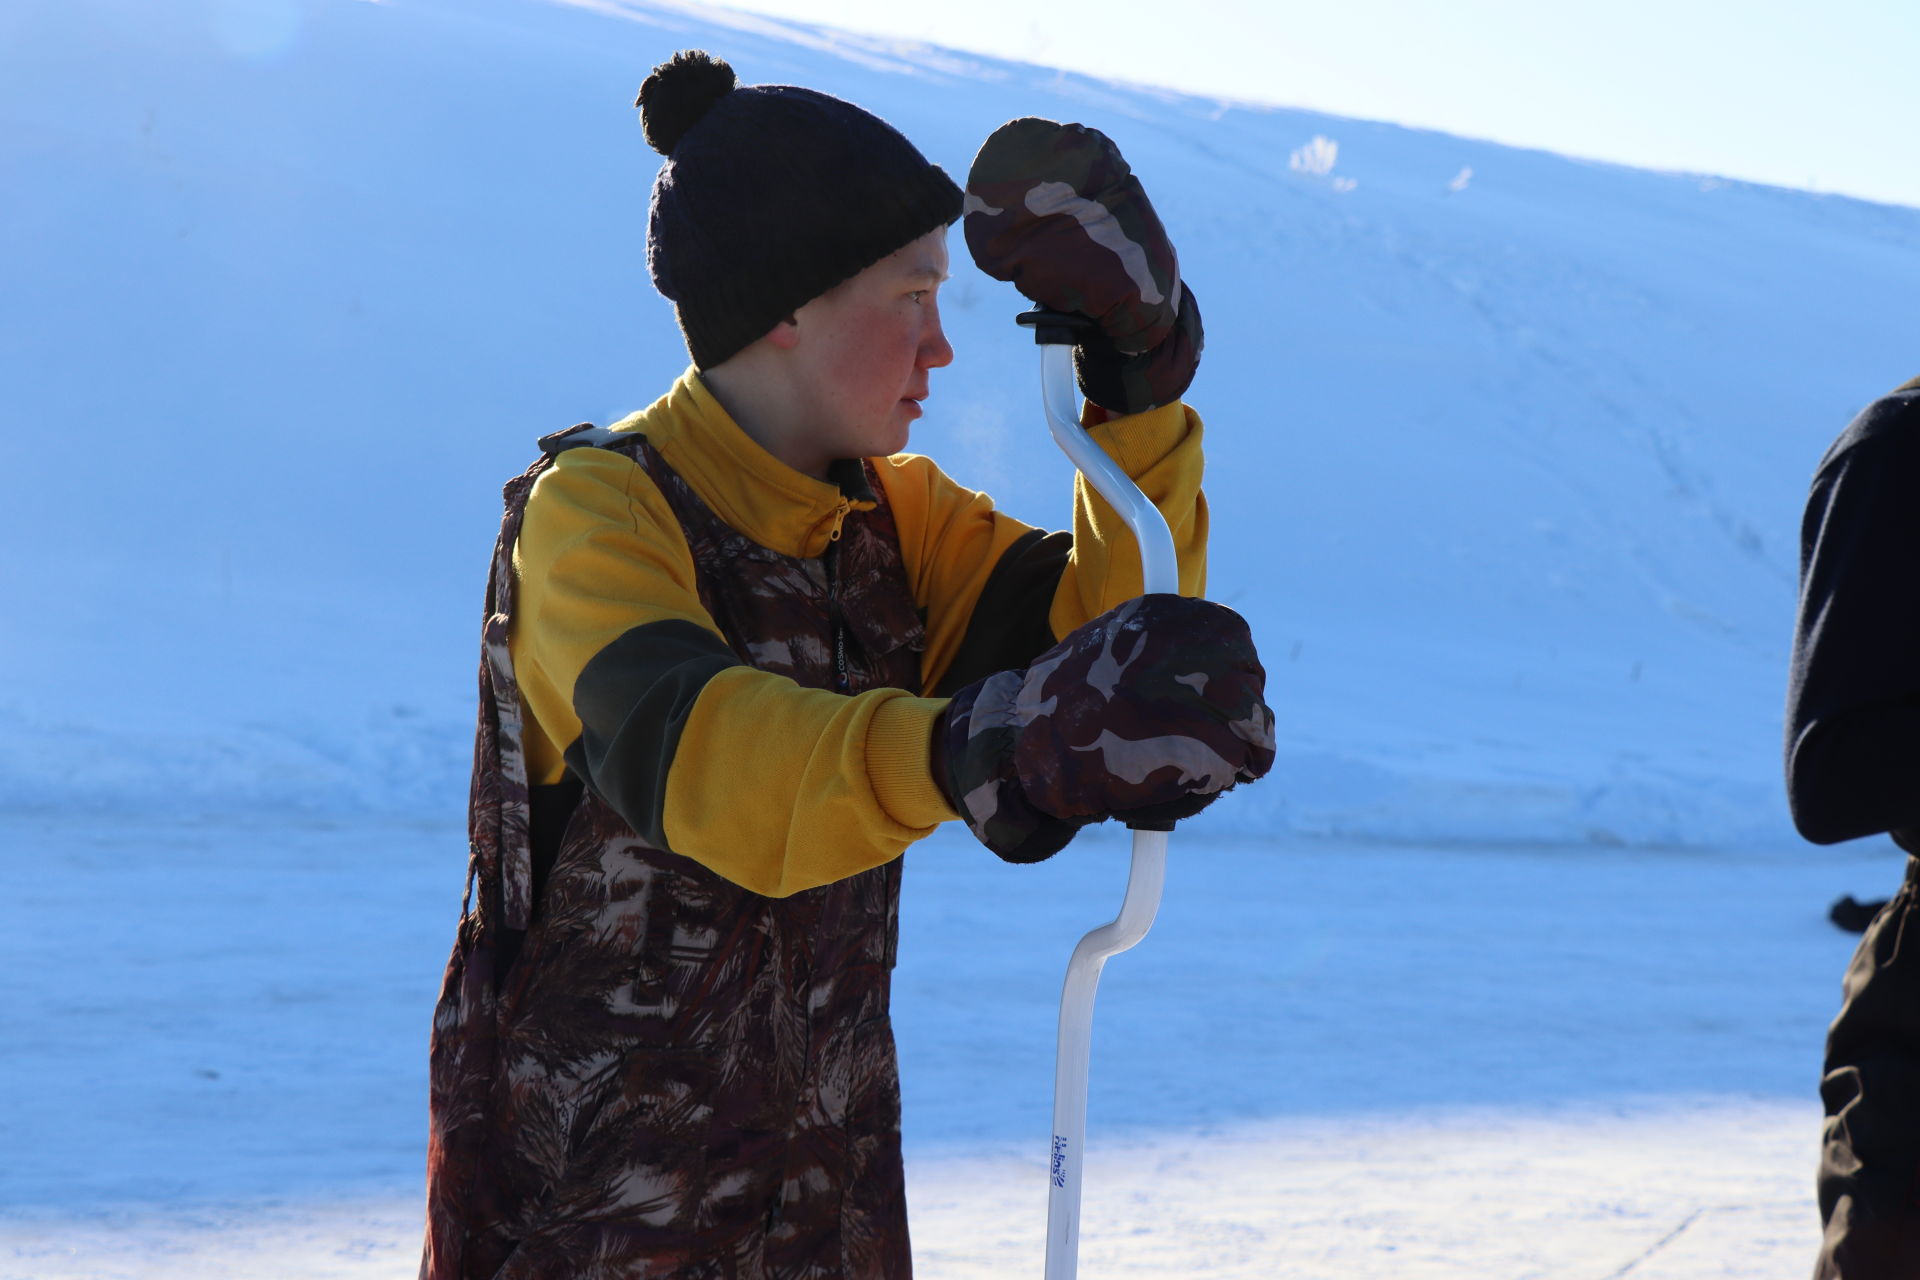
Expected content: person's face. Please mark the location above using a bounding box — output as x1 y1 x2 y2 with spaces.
783 228 954 474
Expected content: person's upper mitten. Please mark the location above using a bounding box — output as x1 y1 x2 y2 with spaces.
964 117 1202 414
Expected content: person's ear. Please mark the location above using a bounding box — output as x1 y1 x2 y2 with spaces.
765 314 801 351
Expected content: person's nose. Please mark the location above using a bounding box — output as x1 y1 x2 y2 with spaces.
920 301 954 370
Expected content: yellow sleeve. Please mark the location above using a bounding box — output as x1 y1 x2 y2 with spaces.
877 399 1207 695
1050 400 1208 632
513 446 955 898
871 453 1046 696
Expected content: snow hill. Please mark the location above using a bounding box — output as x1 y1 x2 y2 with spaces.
4 0 1918 848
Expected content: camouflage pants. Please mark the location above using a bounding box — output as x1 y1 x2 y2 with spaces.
432 795 912 1280
484 1024 909 1280
1815 856 1920 1279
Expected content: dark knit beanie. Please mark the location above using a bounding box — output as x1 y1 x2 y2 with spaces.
637 51 965 370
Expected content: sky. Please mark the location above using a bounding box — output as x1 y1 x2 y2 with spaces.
700 0 1920 211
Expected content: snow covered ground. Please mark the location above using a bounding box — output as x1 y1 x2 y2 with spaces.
6 0 1918 1274
1 812 1892 1276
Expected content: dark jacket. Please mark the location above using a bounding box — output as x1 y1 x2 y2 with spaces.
1785 376 1920 846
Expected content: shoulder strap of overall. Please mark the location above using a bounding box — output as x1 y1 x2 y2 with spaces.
467 424 663 938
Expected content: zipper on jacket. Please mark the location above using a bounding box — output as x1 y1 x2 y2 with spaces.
825 534 850 694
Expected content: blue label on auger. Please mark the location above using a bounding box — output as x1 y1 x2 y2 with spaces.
1050 1135 1068 1188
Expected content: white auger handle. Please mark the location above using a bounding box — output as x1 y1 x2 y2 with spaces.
1016 311 1179 1280
1022 312 1182 595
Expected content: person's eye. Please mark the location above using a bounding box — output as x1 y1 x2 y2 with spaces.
908 290 927 303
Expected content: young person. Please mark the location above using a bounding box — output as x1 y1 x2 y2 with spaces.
1786 374 1920 1280
420 50 1274 1279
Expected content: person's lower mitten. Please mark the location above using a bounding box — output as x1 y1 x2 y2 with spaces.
937 595 1276 862
964 117 1202 414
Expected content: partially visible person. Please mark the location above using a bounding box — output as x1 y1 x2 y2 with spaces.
1786 373 1920 1279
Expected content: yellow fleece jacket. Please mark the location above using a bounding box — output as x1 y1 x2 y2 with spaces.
511 368 1206 897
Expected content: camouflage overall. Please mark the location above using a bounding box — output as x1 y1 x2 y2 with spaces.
422 425 924 1280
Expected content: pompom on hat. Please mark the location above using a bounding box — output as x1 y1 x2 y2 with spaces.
637 50 964 370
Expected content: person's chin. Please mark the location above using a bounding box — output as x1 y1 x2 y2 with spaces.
871 415 913 458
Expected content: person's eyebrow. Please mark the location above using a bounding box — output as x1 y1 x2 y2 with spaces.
904 265 950 284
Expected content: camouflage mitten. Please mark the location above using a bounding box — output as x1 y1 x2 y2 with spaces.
964 117 1203 415
937 595 1276 863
